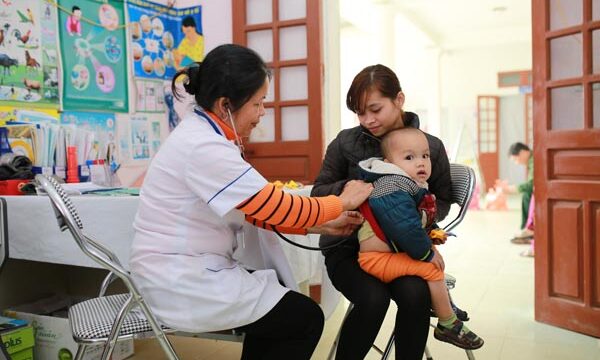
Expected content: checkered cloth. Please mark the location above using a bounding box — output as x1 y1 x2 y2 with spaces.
69 294 156 339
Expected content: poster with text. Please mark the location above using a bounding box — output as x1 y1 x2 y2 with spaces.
58 0 128 112
116 112 167 164
135 79 165 112
0 0 59 108
127 0 203 79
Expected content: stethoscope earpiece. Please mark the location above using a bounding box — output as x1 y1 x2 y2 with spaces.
226 108 245 156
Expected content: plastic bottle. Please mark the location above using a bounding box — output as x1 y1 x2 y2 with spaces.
66 146 79 183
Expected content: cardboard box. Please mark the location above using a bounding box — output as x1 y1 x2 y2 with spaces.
0 316 34 360
5 295 134 360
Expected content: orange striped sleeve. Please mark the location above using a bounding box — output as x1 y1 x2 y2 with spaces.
237 183 342 229
247 217 308 235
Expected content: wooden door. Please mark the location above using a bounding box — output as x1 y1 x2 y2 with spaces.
525 93 534 146
477 95 499 190
533 0 600 337
232 0 323 184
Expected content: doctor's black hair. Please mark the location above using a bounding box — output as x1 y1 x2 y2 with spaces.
171 44 271 113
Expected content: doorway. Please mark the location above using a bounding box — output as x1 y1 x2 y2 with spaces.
499 94 528 186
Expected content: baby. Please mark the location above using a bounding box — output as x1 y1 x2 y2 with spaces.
358 127 483 350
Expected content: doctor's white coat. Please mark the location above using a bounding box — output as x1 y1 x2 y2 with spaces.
130 110 290 332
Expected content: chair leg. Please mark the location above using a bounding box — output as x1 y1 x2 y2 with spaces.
424 345 433 360
155 333 180 360
102 296 137 360
139 301 179 360
466 349 476 360
327 302 354 360
74 344 87 360
380 333 394 360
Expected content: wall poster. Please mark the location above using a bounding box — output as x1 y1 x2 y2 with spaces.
58 0 128 112
0 0 59 108
127 0 203 80
116 112 167 164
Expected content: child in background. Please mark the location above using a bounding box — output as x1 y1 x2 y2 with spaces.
358 127 484 350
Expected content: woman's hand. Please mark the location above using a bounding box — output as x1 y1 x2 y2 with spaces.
308 211 364 236
339 180 373 210
430 248 445 271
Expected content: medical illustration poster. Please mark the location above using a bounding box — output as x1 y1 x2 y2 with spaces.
130 115 150 160
116 112 166 164
58 0 128 112
127 0 203 79
0 0 59 108
135 79 165 112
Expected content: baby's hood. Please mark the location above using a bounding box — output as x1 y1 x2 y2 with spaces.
358 157 428 189
358 157 410 182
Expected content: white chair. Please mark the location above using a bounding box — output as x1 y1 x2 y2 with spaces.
327 163 477 360
35 174 244 360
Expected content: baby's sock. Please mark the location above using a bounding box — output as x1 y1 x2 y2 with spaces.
438 313 471 332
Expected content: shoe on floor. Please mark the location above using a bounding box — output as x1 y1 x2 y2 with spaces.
434 320 484 350
511 236 533 244
513 228 534 239
520 247 534 257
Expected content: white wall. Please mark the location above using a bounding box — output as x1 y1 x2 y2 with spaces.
439 42 531 153
195 0 232 52
392 13 440 137
323 0 341 144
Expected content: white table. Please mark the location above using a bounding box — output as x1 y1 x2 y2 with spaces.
3 196 138 269
0 194 340 317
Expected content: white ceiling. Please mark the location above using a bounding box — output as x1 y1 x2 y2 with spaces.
341 0 532 50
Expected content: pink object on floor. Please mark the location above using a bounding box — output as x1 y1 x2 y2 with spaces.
468 183 481 210
484 186 508 210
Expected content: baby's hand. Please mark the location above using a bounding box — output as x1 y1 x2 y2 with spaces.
429 228 453 245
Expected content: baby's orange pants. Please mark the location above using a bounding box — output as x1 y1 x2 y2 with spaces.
358 251 444 283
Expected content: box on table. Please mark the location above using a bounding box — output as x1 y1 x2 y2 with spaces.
0 316 34 360
4 295 134 360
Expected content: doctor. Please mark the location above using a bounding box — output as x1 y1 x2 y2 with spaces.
130 44 373 360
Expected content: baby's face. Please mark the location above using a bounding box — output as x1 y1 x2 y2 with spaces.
387 132 431 184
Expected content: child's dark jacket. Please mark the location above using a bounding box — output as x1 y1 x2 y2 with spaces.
359 158 436 262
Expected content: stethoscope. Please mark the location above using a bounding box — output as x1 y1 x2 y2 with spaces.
194 108 351 251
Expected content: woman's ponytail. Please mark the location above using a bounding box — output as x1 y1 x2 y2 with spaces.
171 62 202 100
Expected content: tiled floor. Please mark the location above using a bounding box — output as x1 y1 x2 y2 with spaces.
129 207 600 359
